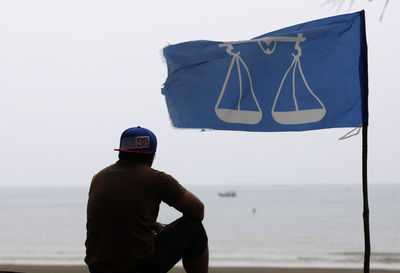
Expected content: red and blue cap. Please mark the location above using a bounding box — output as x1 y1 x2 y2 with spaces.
114 126 157 154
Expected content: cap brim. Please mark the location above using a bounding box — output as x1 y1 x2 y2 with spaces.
114 149 155 154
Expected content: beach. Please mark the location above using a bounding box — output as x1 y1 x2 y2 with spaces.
0 265 399 273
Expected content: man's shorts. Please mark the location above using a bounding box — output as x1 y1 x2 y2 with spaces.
88 217 207 273
149 216 208 272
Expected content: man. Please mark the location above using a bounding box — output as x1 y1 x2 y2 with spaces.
85 126 208 273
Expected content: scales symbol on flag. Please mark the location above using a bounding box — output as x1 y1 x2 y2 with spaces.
215 33 326 125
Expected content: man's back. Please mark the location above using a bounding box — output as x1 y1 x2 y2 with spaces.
85 159 186 270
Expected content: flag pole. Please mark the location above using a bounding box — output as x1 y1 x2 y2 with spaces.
362 125 370 273
359 10 370 273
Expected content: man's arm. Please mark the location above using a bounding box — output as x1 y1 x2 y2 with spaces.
173 190 204 221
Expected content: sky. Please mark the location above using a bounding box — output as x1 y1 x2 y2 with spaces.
0 0 399 187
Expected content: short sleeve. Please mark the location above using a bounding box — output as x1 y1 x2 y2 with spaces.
154 171 187 207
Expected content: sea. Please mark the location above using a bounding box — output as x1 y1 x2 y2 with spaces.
0 184 399 269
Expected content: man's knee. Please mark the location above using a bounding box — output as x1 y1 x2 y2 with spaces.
153 217 208 271
180 217 207 240
180 218 208 259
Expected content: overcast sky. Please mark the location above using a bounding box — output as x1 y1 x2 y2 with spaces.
1 0 399 187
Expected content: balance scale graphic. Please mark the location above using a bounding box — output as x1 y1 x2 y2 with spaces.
215 33 326 125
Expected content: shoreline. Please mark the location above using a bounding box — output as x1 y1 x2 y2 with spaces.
0 264 399 273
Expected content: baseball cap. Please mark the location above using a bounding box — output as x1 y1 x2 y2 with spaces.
114 126 157 154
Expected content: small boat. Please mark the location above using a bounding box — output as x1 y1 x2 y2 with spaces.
218 191 236 197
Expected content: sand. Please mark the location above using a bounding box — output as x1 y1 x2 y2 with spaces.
0 265 399 273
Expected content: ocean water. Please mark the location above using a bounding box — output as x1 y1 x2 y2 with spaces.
0 184 399 269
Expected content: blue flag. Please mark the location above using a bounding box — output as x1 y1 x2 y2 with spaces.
161 11 368 132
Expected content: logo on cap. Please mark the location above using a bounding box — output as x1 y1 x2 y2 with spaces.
136 136 150 148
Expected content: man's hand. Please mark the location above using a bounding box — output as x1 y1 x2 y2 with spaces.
154 222 166 233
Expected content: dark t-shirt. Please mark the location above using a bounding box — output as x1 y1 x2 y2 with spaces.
84 159 186 270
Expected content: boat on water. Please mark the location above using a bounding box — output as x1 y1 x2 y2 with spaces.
217 190 236 197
